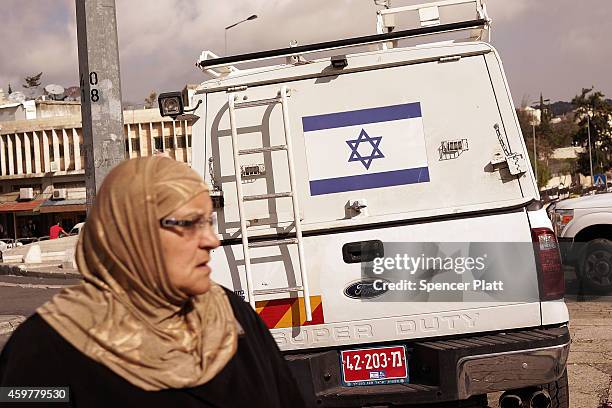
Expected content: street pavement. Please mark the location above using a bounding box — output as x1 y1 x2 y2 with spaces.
565 297 612 407
0 274 79 349
0 267 611 407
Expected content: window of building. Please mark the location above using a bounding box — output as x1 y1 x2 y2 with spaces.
176 136 186 148
131 139 140 151
53 182 84 190
187 134 192 147
164 137 174 149
154 137 163 151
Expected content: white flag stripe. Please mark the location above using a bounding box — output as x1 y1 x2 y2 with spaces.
304 117 428 181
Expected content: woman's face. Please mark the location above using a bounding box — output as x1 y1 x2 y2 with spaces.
159 192 220 296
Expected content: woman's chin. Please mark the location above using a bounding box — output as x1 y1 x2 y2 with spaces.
183 275 212 296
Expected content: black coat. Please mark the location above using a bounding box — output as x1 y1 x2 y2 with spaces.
0 289 306 408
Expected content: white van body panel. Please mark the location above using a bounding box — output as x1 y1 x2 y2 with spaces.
193 41 568 352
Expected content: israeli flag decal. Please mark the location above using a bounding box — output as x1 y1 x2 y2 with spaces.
302 102 430 195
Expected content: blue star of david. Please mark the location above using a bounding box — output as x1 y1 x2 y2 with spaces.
346 128 384 170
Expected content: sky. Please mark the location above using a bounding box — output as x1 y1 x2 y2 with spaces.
0 0 610 108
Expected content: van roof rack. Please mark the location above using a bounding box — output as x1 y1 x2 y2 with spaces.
376 0 490 41
198 0 490 72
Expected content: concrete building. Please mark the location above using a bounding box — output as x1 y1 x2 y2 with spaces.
0 107 193 240
544 146 587 189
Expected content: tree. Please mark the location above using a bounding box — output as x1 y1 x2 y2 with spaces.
144 91 157 109
572 88 612 175
7 83 12 94
22 72 43 89
537 93 553 137
550 113 578 148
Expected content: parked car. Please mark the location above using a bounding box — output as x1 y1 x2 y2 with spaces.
553 193 612 292
0 239 21 262
16 237 38 246
69 222 85 236
0 238 21 251
0 239 13 253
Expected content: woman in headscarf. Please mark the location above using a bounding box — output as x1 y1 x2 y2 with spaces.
0 156 306 408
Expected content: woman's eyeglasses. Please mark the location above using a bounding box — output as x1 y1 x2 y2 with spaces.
160 215 214 235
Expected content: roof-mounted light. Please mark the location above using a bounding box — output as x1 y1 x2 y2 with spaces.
158 92 184 119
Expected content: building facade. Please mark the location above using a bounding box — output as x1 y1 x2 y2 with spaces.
0 106 193 240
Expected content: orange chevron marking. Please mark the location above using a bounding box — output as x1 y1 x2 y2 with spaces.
256 296 324 329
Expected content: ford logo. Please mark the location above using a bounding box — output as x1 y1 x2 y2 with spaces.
344 279 389 299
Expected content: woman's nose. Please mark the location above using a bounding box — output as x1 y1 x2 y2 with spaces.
199 229 221 250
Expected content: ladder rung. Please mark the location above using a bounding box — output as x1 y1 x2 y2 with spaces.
249 238 298 248
253 286 303 296
234 97 280 109
243 192 292 201
239 145 287 155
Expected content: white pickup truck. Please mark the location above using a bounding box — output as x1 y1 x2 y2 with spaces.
553 193 612 293
158 1 569 406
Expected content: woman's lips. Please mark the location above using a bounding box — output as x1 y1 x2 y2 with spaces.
196 262 210 273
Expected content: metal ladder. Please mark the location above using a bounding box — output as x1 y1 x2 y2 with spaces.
227 85 312 322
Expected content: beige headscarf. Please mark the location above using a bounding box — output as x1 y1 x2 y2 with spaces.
38 156 238 391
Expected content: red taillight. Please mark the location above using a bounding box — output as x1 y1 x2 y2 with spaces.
532 228 565 300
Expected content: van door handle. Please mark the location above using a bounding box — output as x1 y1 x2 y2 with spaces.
342 240 384 264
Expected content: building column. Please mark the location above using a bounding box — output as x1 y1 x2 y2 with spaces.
23 132 32 174
51 129 60 169
0 135 6 176
72 128 81 171
172 120 178 160
7 135 14 175
32 131 42 174
42 130 50 172
14 134 22 175
62 128 71 170
185 120 192 165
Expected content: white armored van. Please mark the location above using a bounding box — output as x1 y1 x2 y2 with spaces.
158 1 570 406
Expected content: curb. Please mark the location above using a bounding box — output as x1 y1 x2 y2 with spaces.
0 316 26 335
0 263 81 280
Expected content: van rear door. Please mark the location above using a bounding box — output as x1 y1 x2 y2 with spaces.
201 43 543 350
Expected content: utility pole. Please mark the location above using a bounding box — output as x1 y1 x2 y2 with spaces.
76 0 126 212
530 94 550 189
532 122 537 182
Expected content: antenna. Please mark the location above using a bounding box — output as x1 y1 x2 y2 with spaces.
44 84 66 101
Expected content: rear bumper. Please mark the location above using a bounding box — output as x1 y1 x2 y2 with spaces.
285 325 570 407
